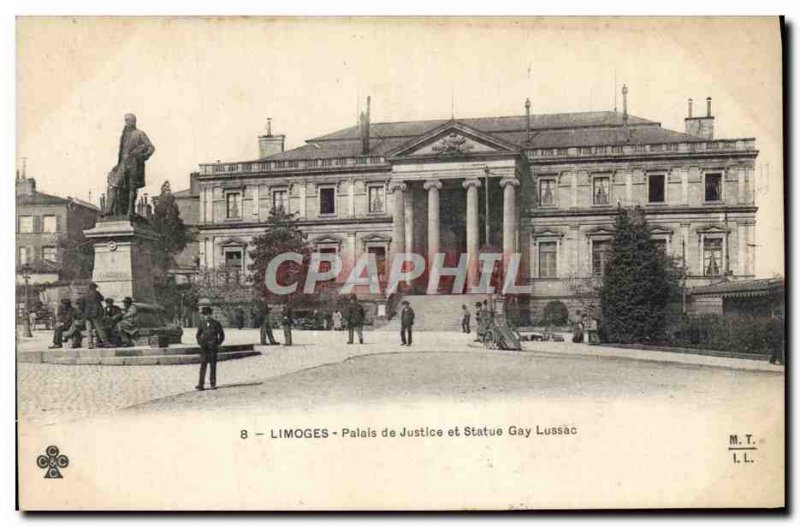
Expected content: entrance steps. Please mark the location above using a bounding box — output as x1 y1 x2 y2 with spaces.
18 344 260 366
377 293 491 332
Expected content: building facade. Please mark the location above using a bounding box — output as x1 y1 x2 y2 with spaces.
180 93 758 320
16 175 101 285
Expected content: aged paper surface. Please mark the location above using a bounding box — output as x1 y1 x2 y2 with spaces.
16 16 784 510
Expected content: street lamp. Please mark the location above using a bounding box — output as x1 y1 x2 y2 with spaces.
21 263 32 337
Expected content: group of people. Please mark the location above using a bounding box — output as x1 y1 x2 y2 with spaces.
460 300 494 343
257 296 417 347
49 284 139 349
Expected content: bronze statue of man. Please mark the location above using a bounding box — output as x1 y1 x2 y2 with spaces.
105 113 155 217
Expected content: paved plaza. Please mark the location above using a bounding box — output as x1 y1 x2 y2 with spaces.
17 328 784 427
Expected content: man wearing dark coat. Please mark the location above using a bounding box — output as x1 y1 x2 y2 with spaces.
196 306 225 391
83 283 108 348
282 302 294 346
260 304 278 346
49 299 75 349
400 300 415 346
106 113 155 217
345 295 366 344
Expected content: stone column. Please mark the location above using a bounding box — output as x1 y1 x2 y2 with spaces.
463 178 482 288
500 177 519 264
389 181 407 255
404 187 415 254
424 180 442 259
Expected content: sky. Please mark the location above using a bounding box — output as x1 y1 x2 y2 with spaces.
15 17 783 277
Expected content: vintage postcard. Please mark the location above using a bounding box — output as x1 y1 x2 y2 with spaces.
15 16 784 510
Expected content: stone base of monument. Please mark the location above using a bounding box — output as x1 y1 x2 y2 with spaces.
19 344 260 366
83 217 183 343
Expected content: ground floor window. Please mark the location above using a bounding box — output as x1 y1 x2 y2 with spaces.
316 246 338 280
592 240 612 276
538 242 557 278
703 238 723 276
42 246 58 262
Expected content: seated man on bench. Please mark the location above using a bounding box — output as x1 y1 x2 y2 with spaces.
54 298 87 349
116 297 139 347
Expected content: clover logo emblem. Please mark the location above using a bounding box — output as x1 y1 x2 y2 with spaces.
36 445 69 479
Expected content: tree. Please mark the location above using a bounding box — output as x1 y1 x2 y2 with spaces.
193 264 256 324
57 234 94 281
599 206 680 343
248 208 313 307
150 181 191 318
150 181 190 270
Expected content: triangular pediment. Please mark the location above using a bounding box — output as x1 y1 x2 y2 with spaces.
389 121 519 158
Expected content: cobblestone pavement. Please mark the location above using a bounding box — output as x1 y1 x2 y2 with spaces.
17 328 482 427
17 328 784 427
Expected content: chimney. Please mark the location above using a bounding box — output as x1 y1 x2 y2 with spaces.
684 96 715 139
189 171 200 194
525 98 532 142
622 84 628 125
15 175 36 196
361 96 371 155
258 118 286 158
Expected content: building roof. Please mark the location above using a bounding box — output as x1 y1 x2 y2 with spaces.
16 190 101 212
172 188 199 198
259 110 705 162
690 278 784 298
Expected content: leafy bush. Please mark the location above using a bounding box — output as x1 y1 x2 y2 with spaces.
542 300 569 327
665 314 783 356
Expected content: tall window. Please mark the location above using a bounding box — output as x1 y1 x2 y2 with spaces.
539 179 556 206
538 242 557 278
592 240 612 276
272 190 288 213
316 247 338 282
648 174 665 203
18 216 33 233
42 246 58 262
223 248 244 284
705 173 722 202
703 238 723 276
42 215 58 233
18 247 29 265
368 185 385 213
593 176 610 205
319 187 336 215
367 246 387 282
226 192 242 219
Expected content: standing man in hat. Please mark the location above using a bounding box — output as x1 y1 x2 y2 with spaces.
474 302 485 342
117 297 139 347
345 294 365 344
400 300 415 346
282 300 294 346
260 303 278 346
83 283 108 348
461 304 471 334
196 306 225 391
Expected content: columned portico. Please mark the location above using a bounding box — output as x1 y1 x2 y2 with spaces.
423 179 442 259
463 178 482 288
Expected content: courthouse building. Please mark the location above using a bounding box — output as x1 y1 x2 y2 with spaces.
183 91 758 320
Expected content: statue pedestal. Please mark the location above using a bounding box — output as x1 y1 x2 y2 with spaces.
84 218 161 304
